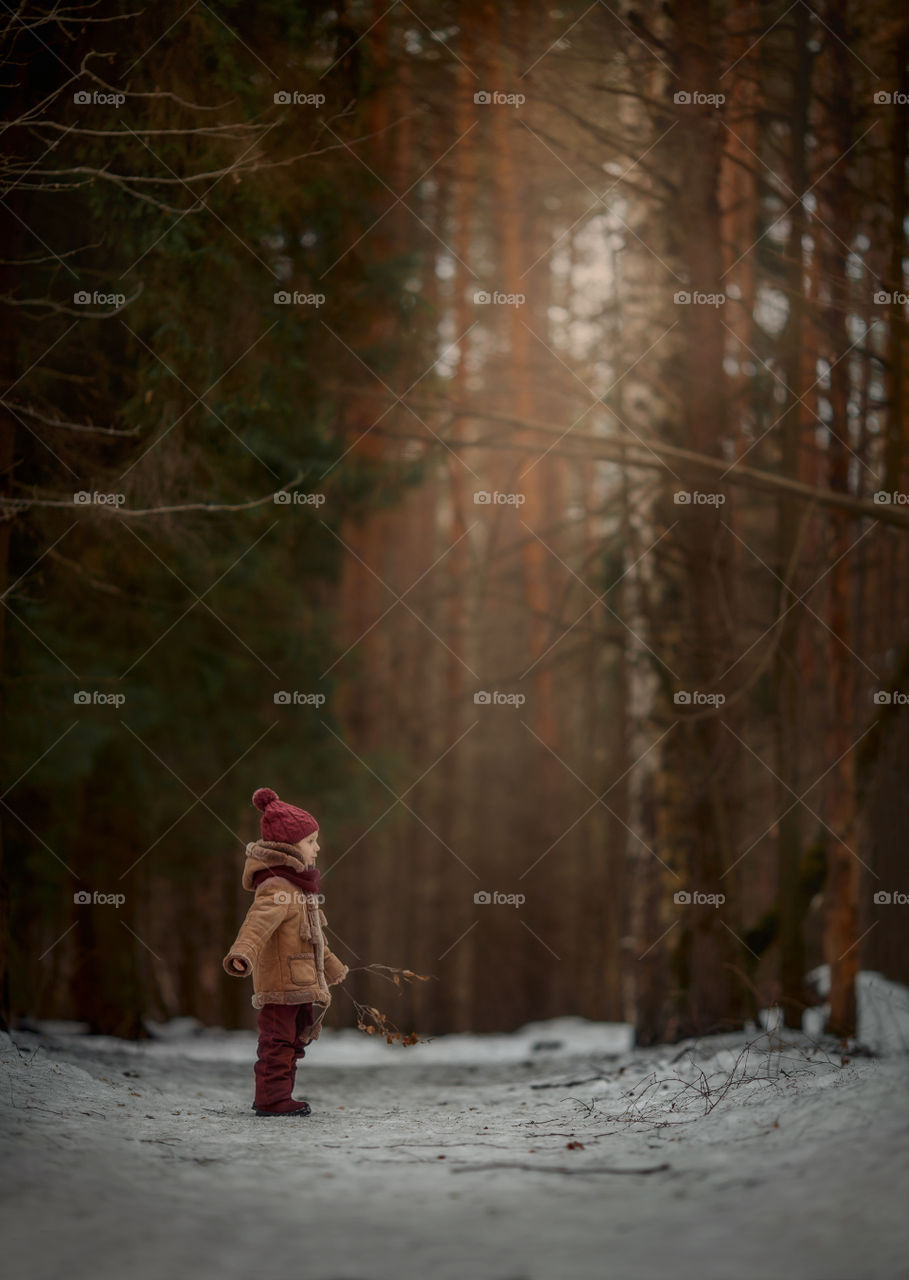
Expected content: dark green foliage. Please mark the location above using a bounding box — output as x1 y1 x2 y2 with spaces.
0 0 432 1028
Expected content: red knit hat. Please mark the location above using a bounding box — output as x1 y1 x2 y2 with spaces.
252 787 318 844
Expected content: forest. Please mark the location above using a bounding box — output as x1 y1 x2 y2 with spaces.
2 0 908 1049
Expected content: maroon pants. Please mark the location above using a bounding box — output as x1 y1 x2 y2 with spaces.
253 1002 315 1109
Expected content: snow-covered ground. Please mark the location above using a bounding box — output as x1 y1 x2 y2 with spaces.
2 1011 908 1280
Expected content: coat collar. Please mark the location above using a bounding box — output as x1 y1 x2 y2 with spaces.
241 839 307 890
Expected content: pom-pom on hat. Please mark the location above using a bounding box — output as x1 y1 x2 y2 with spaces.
252 787 318 844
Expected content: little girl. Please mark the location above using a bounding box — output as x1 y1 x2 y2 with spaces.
223 787 349 1116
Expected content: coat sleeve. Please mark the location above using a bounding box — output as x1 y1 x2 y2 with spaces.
323 945 349 986
318 907 349 986
223 889 291 977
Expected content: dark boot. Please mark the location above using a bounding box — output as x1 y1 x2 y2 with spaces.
254 1098 311 1117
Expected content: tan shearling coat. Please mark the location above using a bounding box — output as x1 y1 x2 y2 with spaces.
223 841 348 1039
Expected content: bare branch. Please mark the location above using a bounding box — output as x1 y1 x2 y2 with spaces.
0 472 310 519
0 282 143 317
0 401 141 437
325 386 909 530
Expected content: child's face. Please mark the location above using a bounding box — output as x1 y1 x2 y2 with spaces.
296 830 320 865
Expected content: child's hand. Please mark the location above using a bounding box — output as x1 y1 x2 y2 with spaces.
227 955 250 975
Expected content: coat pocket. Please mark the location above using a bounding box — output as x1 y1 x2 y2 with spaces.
287 953 318 987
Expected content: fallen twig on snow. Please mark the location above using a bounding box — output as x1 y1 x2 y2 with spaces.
606 1032 848 1128
449 1161 671 1176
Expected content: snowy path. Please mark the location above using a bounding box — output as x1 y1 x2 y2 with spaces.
2 1019 908 1280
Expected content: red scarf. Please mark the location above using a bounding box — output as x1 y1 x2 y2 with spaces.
251 863 322 896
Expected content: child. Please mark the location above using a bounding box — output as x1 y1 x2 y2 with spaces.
223 787 349 1116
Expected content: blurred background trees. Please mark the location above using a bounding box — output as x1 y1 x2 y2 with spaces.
1 0 907 1043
